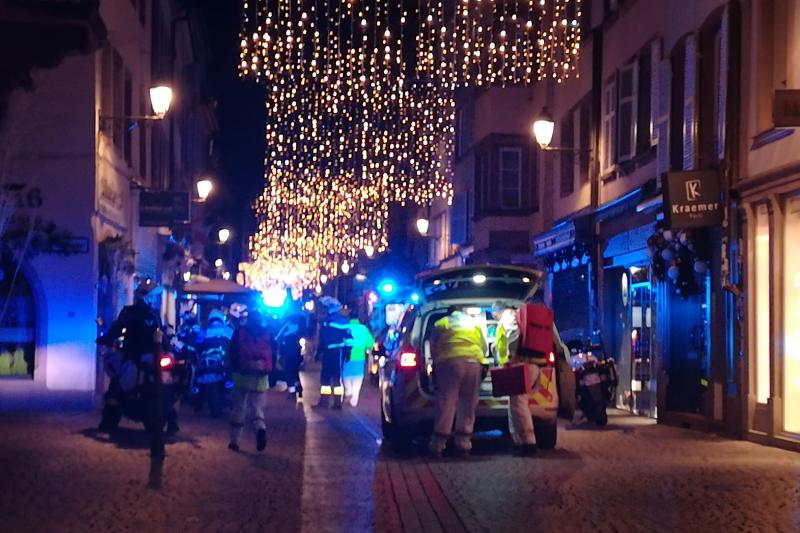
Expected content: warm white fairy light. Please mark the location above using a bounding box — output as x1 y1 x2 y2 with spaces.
238 0 581 289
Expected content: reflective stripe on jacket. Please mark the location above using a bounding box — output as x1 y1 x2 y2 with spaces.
431 311 488 364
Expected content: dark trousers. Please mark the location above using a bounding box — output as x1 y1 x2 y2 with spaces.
319 350 344 405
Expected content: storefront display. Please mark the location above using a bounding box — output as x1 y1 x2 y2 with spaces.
783 196 800 434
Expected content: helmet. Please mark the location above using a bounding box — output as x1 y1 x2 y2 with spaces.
134 279 160 300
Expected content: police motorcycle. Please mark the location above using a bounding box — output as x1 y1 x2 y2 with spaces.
569 336 618 427
97 323 190 434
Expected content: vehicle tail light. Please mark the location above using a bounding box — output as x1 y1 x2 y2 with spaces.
548 352 556 365
399 350 418 369
159 355 174 368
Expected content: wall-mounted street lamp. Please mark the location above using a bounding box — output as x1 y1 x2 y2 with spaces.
148 86 173 119
532 106 591 156
196 179 214 202
416 218 430 236
100 85 173 128
218 228 231 244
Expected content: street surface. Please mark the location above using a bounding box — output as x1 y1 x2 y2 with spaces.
2 367 800 533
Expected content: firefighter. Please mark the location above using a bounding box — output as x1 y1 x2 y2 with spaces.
428 307 488 457
314 298 352 409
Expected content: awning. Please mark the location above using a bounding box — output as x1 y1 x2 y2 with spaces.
532 222 576 257
183 279 258 295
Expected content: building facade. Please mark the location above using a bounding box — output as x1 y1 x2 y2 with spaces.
428 0 761 439
738 0 800 451
0 0 216 408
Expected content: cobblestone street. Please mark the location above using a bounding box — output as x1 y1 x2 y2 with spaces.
2 371 800 533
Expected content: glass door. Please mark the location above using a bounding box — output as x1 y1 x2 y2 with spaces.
629 267 656 417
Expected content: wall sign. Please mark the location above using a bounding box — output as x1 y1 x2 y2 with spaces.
773 90 800 127
664 170 723 229
139 191 190 227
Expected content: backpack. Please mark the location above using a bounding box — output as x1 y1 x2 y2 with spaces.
237 327 273 375
516 303 554 358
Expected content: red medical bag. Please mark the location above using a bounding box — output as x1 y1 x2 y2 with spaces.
516 303 554 358
490 364 533 397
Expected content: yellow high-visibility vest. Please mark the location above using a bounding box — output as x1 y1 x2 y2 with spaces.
431 312 488 364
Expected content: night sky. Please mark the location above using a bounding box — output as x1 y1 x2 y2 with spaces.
196 0 265 261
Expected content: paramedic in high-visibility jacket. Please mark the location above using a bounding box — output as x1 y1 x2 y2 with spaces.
496 299 570 456
428 307 488 457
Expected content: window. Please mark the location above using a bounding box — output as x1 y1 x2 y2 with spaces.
139 87 148 181
784 196 800 433
0 264 36 378
618 61 638 161
499 148 522 209
602 79 617 174
755 204 771 404
756 0 800 131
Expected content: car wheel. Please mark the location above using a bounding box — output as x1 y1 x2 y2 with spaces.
381 400 413 454
533 417 557 450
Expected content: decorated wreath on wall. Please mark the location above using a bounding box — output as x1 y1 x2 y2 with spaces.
646 223 712 298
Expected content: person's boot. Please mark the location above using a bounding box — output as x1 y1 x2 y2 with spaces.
228 441 240 452
256 428 267 451
513 444 537 457
332 395 343 410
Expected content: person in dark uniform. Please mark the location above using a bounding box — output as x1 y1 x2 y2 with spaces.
314 300 352 409
96 280 178 433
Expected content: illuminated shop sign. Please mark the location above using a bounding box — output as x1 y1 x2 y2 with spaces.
664 171 723 229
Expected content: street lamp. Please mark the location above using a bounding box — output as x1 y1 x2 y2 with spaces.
364 244 375 258
100 85 173 129
218 228 231 244
149 86 173 119
532 107 555 149
341 261 351 275
416 218 430 236
196 179 213 202
532 106 591 157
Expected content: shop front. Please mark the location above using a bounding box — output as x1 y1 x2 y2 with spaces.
597 175 725 424
532 214 595 344
740 173 800 450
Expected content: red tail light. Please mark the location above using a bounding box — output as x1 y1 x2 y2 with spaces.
159 355 174 368
399 350 418 369
548 352 556 365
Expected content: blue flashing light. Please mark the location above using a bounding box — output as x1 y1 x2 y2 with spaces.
262 285 288 308
378 279 396 295
410 292 421 303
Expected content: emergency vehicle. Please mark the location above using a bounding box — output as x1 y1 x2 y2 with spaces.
378 265 572 451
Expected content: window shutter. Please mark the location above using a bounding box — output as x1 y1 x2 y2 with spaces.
716 6 729 161
617 61 638 161
602 79 617 174
560 113 575 196
655 58 672 181
579 99 591 182
450 191 468 245
682 34 698 171
650 39 662 146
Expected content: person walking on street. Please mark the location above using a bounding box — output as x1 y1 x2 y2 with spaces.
315 298 351 410
195 309 233 416
428 307 488 457
227 310 274 452
277 313 305 402
342 307 375 408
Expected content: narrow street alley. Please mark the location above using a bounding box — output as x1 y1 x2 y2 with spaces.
2 368 799 533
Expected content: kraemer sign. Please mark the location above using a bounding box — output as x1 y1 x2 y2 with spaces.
664 170 723 229
139 191 190 227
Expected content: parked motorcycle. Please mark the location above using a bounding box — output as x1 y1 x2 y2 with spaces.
569 340 618 426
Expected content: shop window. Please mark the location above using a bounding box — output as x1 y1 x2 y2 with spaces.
784 196 800 433
0 264 36 378
755 204 771 404
617 61 638 162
